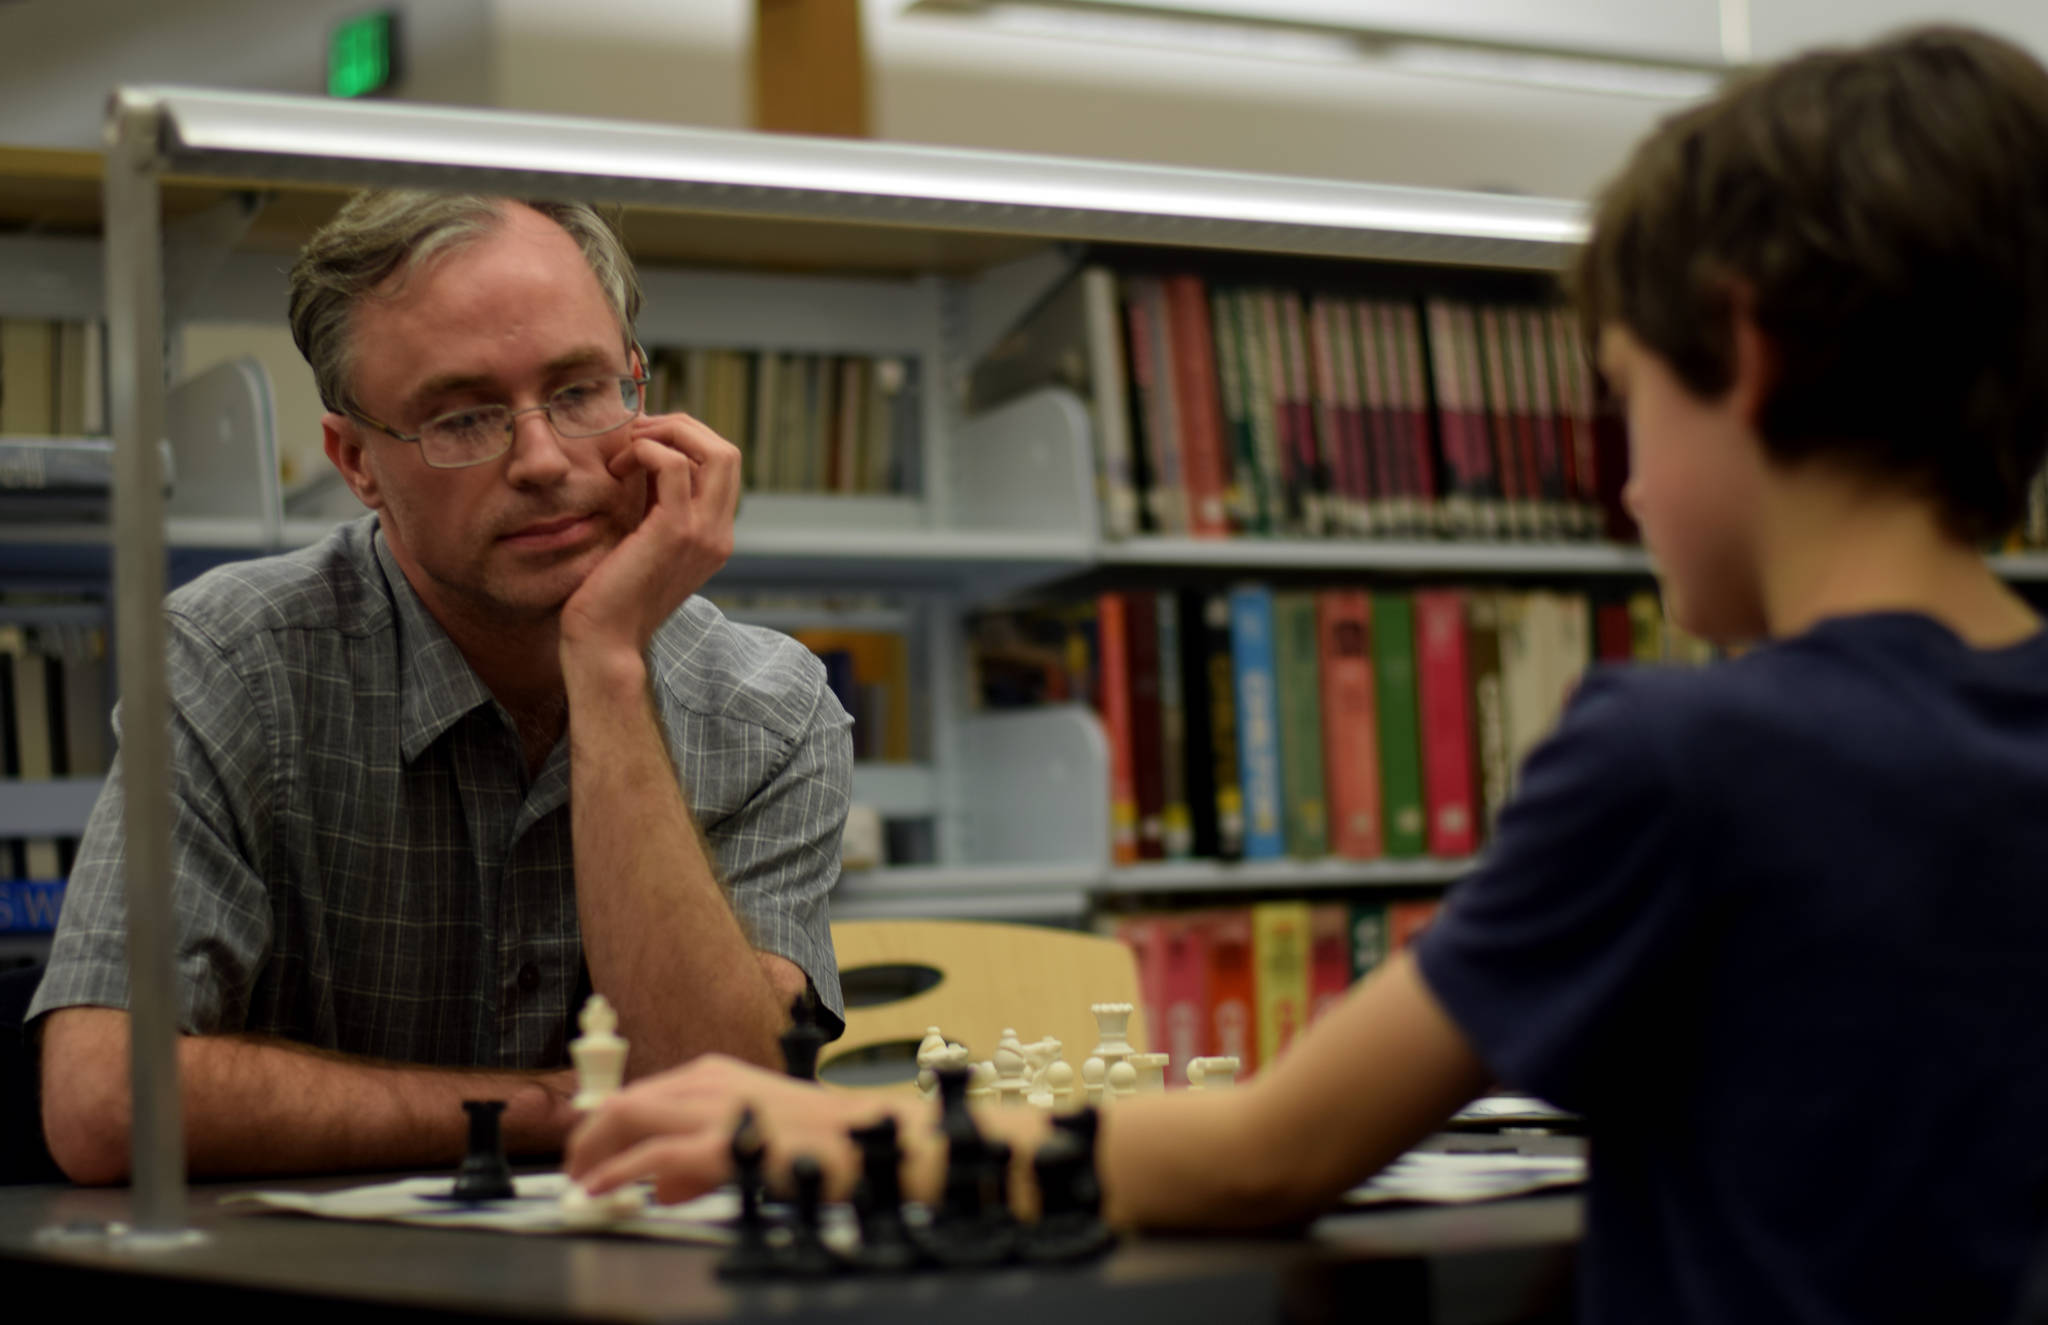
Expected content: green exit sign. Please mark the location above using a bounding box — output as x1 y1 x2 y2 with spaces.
329 10 400 99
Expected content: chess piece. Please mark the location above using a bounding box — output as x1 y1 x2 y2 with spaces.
1023 1107 1115 1263
779 1155 842 1277
1187 1056 1241 1091
914 1064 1017 1268
993 1043 1029 1107
1043 1059 1077 1111
569 994 628 1112
717 1108 778 1279
915 1027 949 1099
1107 1059 1138 1100
1081 1056 1106 1107
1020 1035 1063 1097
848 1116 917 1272
967 1059 998 1102
559 1180 648 1230
449 1100 516 1203
1129 1052 1170 1094
780 994 827 1081
1089 1002 1136 1072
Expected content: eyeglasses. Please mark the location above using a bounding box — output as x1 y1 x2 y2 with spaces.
350 368 648 470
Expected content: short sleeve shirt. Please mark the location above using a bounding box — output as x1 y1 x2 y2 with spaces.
30 515 851 1063
1416 614 2048 1325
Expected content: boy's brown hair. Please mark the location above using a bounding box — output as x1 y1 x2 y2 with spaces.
1573 25 2048 543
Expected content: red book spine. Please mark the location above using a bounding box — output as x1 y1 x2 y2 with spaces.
1394 302 1439 513
1126 591 1166 862
1309 902 1352 1024
1119 915 1169 1055
1306 297 1354 534
1205 909 1259 1077
1596 599 1633 662
1160 912 1211 1086
1423 298 1472 535
1279 291 1327 535
1317 589 1382 859
1357 301 1402 532
1388 898 1442 951
1165 274 1233 537
1414 588 1479 857
1098 593 1140 865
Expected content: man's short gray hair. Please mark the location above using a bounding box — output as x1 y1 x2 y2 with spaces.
288 191 643 414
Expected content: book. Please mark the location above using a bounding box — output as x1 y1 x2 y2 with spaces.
1317 589 1382 860
1390 303 1440 536
1126 592 1167 862
1236 289 1289 536
1308 902 1352 1024
1 319 56 435
1154 592 1194 859
1208 286 1266 534
1414 588 1479 858
1370 591 1427 857
1388 898 1443 951
1253 900 1312 1067
1163 274 1233 537
1159 912 1211 1086
1464 591 1514 840
1097 593 1140 865
1205 908 1259 1076
1179 589 1244 862
1271 591 1328 859
790 628 912 761
1350 900 1391 981
1423 297 1480 538
1119 915 1169 1059
0 879 64 932
1 626 62 881
1228 585 1287 860
1083 268 1141 539
1124 276 1186 534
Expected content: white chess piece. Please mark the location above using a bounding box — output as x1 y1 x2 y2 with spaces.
1129 1052 1170 1094
1081 1056 1106 1107
559 1180 649 1230
967 1059 998 1101
1020 1036 1063 1096
1107 1059 1138 1100
570 994 628 1112
1089 1002 1136 1073
1186 1056 1241 1091
915 1026 949 1100
993 1044 1029 1107
1045 1059 1077 1111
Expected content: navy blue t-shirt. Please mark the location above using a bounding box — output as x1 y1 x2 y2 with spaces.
1416 612 2048 1325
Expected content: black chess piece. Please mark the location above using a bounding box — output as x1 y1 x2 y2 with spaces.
717 1108 780 1280
848 1116 917 1273
447 1099 516 1203
776 1155 844 1276
779 994 827 1082
1022 1107 1116 1263
912 1067 1018 1268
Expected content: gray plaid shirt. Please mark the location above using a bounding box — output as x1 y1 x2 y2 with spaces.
30 515 849 1064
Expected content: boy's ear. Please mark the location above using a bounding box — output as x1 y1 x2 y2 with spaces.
1725 288 1780 431
323 413 383 511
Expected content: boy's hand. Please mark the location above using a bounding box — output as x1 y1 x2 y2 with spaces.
558 412 740 660
564 1055 888 1205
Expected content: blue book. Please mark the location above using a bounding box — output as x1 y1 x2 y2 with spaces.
1229 584 1286 860
0 879 64 932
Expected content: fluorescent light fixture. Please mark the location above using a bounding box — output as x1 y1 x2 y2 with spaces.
903 0 1732 101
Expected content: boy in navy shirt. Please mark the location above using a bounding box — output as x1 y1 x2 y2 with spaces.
566 24 2048 1323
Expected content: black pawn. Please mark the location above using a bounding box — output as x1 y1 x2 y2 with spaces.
914 1071 1018 1269
777 1155 843 1276
849 1116 917 1272
717 1108 779 1280
779 994 827 1082
1023 1108 1116 1263
449 1099 515 1203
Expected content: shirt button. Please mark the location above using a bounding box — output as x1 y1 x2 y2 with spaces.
517 962 541 993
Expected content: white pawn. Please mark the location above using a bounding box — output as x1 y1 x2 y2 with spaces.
967 1059 998 1102
1107 1059 1138 1101
1038 1059 1077 1111
1129 1052 1170 1094
1020 1036 1063 1096
993 1044 1029 1107
559 1180 648 1230
570 994 628 1112
1187 1056 1241 1091
1081 1056 1106 1107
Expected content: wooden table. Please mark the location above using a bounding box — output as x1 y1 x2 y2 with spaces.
0 1170 1580 1324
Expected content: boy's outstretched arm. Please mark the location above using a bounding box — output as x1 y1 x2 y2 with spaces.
566 947 1491 1231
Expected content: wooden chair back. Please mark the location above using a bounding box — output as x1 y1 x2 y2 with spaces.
823 919 1146 1095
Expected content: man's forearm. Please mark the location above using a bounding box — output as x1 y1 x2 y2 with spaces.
41 1007 576 1185
564 648 785 1075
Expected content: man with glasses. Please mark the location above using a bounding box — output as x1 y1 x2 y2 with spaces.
30 194 851 1182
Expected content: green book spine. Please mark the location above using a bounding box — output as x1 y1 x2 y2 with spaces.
1272 591 1328 858
1349 900 1390 981
1371 592 1427 857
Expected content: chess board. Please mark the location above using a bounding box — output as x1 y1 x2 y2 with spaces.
226 1173 741 1242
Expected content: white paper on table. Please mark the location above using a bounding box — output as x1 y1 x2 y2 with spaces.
1342 1150 1586 1206
223 1172 740 1242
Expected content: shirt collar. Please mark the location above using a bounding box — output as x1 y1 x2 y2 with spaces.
369 522 498 763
